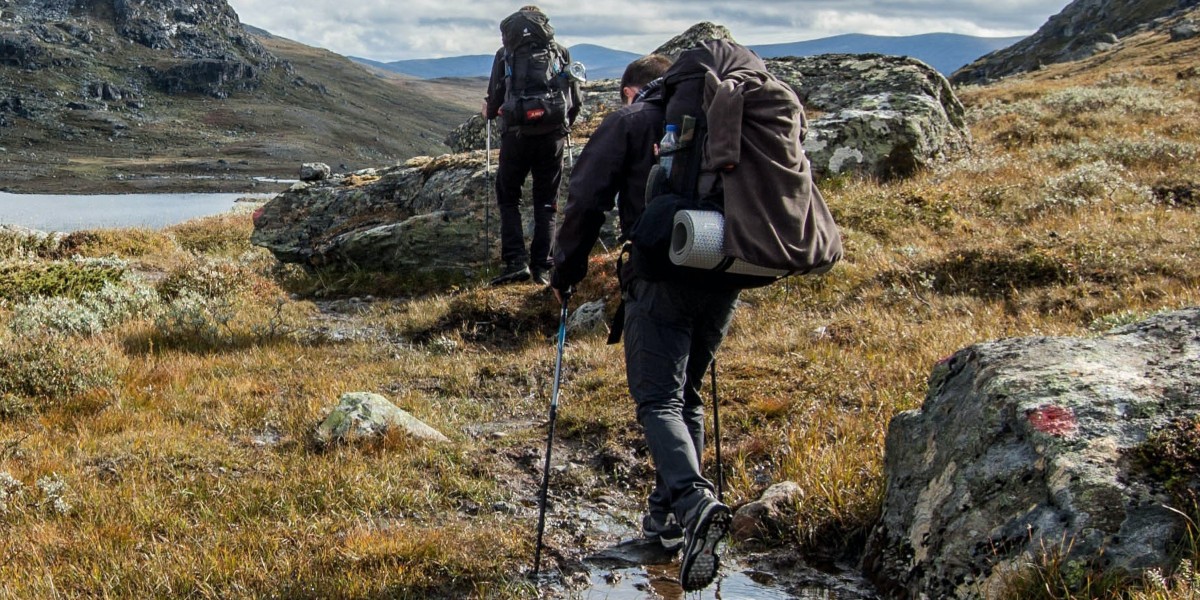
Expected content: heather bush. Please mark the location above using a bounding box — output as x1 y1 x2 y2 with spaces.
0 227 60 260
1041 86 1185 117
36 473 72 515
1035 160 1152 210
153 290 238 346
967 98 1046 124
157 255 253 300
7 279 159 336
167 212 256 255
1043 135 1200 169
0 471 22 515
54 228 175 259
0 332 125 399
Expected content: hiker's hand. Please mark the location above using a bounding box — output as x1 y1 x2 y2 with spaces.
480 101 488 119
552 285 573 306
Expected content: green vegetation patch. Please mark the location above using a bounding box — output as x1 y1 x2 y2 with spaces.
0 260 125 301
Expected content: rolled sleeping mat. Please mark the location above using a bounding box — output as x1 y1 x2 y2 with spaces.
668 210 791 278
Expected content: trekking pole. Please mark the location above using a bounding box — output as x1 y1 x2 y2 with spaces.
485 118 494 269
566 133 574 170
534 288 571 577
710 360 724 503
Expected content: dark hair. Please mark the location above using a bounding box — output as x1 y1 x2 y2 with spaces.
619 54 673 91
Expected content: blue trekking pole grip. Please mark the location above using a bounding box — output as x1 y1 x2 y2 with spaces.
534 289 571 577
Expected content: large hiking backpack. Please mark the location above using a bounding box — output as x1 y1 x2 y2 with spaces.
630 40 843 288
499 9 571 135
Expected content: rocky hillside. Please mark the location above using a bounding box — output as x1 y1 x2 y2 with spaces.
952 0 1200 84
0 0 480 193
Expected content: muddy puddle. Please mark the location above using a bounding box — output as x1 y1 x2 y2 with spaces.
540 506 875 599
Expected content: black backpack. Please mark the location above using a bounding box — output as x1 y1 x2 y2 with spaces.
629 39 843 288
499 9 571 135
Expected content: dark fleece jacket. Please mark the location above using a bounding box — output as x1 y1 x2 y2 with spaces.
551 88 664 289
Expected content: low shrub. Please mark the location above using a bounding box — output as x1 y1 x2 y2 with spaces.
157 255 253 300
0 259 126 301
0 332 125 400
54 228 175 259
7 280 159 336
167 213 255 255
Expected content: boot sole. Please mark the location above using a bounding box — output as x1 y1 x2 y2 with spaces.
679 503 731 591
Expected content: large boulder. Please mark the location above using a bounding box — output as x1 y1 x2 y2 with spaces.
863 309 1200 599
772 54 967 180
250 155 494 274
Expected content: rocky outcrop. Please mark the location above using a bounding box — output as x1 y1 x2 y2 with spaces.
772 54 967 180
952 0 1200 85
250 155 492 273
2 0 277 99
864 309 1200 599
0 32 47 69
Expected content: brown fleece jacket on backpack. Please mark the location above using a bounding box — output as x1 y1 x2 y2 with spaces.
702 51 842 274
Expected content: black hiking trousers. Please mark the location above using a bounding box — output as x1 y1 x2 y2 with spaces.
495 129 565 272
623 277 740 524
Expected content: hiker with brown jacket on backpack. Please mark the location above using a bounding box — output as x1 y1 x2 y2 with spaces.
482 5 581 286
551 52 737 592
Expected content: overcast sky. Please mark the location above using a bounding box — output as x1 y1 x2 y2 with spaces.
225 0 1072 62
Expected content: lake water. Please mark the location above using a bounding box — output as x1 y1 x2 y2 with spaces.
0 192 269 232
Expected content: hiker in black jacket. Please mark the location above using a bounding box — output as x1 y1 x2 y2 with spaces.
551 54 737 592
483 5 580 286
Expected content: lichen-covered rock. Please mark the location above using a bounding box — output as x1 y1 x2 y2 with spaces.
651 21 735 60
314 391 449 446
251 155 495 274
299 162 331 182
863 309 1200 599
566 299 607 335
772 53 969 180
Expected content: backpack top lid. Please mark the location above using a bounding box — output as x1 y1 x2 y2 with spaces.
661 39 766 127
663 40 766 94
500 9 554 52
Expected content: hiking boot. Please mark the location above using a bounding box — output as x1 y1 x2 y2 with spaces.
678 493 732 591
642 512 684 551
489 263 530 286
530 267 550 286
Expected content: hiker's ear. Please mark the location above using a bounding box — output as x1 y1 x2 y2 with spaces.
621 86 637 105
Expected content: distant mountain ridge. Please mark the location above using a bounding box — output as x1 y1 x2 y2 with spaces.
952 0 1200 84
352 32 1023 80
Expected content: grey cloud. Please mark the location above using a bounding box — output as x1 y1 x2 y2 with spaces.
227 0 1068 61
